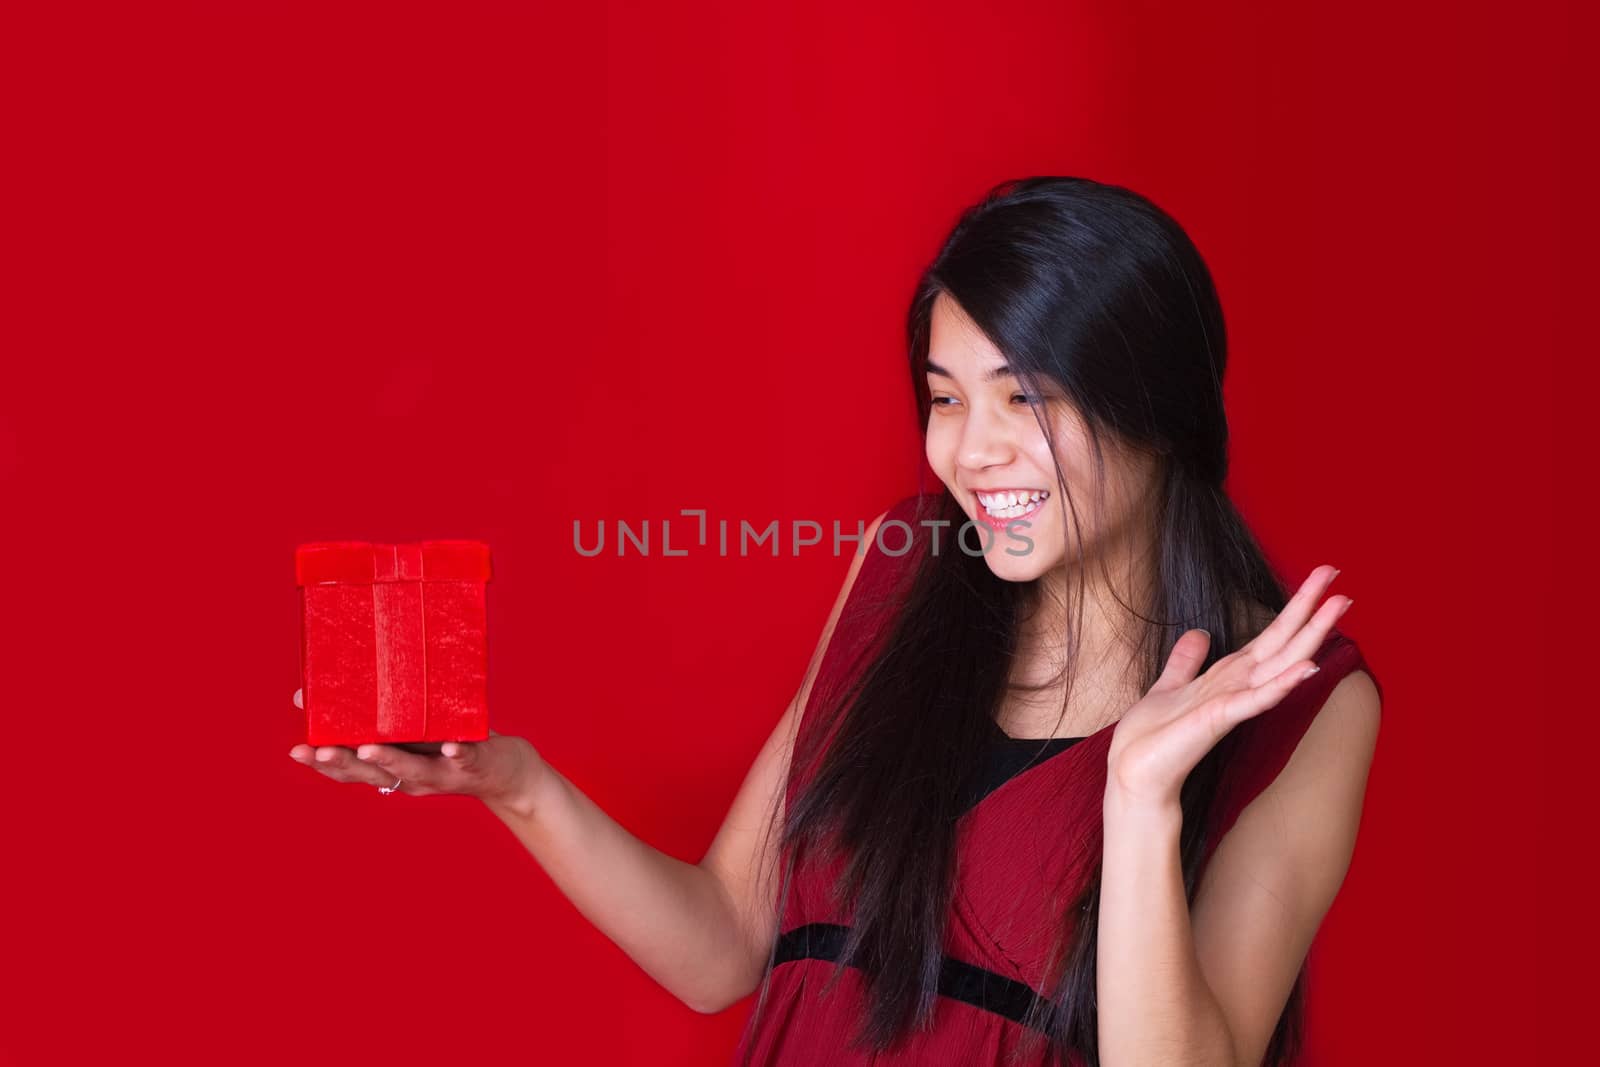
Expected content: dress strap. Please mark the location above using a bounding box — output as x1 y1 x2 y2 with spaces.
786 493 928 807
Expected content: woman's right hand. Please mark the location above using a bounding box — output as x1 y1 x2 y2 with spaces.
288 688 547 815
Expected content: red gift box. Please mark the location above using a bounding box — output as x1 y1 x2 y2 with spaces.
296 540 491 748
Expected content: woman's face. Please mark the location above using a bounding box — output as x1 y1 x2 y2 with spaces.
923 292 1159 584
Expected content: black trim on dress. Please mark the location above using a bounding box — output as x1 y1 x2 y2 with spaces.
772 922 1058 1033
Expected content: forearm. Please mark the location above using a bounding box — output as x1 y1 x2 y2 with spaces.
1097 788 1238 1067
483 762 759 1014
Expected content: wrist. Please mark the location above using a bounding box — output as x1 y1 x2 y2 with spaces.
483 744 555 822
1102 778 1183 829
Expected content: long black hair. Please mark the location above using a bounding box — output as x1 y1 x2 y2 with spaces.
737 176 1301 1066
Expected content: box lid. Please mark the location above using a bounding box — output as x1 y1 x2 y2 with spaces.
295 540 492 585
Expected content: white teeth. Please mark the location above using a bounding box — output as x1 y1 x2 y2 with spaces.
976 489 1049 519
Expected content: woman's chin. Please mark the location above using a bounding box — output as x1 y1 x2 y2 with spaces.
980 544 1059 583
956 513 1058 581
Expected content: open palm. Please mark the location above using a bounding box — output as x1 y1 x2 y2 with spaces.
1105 564 1353 806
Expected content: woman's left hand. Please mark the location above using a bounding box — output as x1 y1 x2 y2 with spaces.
1104 564 1353 809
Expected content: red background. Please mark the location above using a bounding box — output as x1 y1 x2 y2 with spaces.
1 2 1585 1063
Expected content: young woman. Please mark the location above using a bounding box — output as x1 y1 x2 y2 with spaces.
290 176 1382 1066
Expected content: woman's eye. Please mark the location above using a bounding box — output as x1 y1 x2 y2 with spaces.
929 394 1040 410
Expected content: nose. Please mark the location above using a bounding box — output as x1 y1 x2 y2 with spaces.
957 401 1015 472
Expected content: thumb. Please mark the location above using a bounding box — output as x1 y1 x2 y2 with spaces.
1150 629 1211 692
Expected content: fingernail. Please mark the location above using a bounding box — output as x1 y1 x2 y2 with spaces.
1301 665 1321 680
1340 597 1354 615
357 747 375 760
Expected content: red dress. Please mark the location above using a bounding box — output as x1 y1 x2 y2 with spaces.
731 494 1382 1066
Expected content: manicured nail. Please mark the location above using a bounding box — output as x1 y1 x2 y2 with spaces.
1340 597 1354 615
1301 665 1321 680
357 747 375 760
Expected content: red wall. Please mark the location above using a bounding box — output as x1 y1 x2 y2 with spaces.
1 1 1580 1063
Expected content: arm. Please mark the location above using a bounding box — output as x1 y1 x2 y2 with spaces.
483 762 754 1014
484 507 889 1015
1097 668 1382 1067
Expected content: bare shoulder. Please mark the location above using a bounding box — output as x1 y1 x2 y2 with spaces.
1255 667 1380 824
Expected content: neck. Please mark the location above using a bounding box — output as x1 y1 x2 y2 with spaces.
1024 528 1158 659
1005 524 1160 727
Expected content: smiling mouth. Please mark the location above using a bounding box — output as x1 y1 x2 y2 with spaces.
974 489 1050 522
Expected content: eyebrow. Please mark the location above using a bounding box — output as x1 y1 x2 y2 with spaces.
925 359 1016 383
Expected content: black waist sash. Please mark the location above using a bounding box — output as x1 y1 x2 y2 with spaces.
772 922 1058 1034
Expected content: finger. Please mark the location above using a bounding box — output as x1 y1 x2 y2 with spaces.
356 744 446 790
1149 629 1212 693
1251 565 1340 660
1250 595 1352 686
292 688 303 710
439 738 485 767
1222 658 1323 729
296 745 397 788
